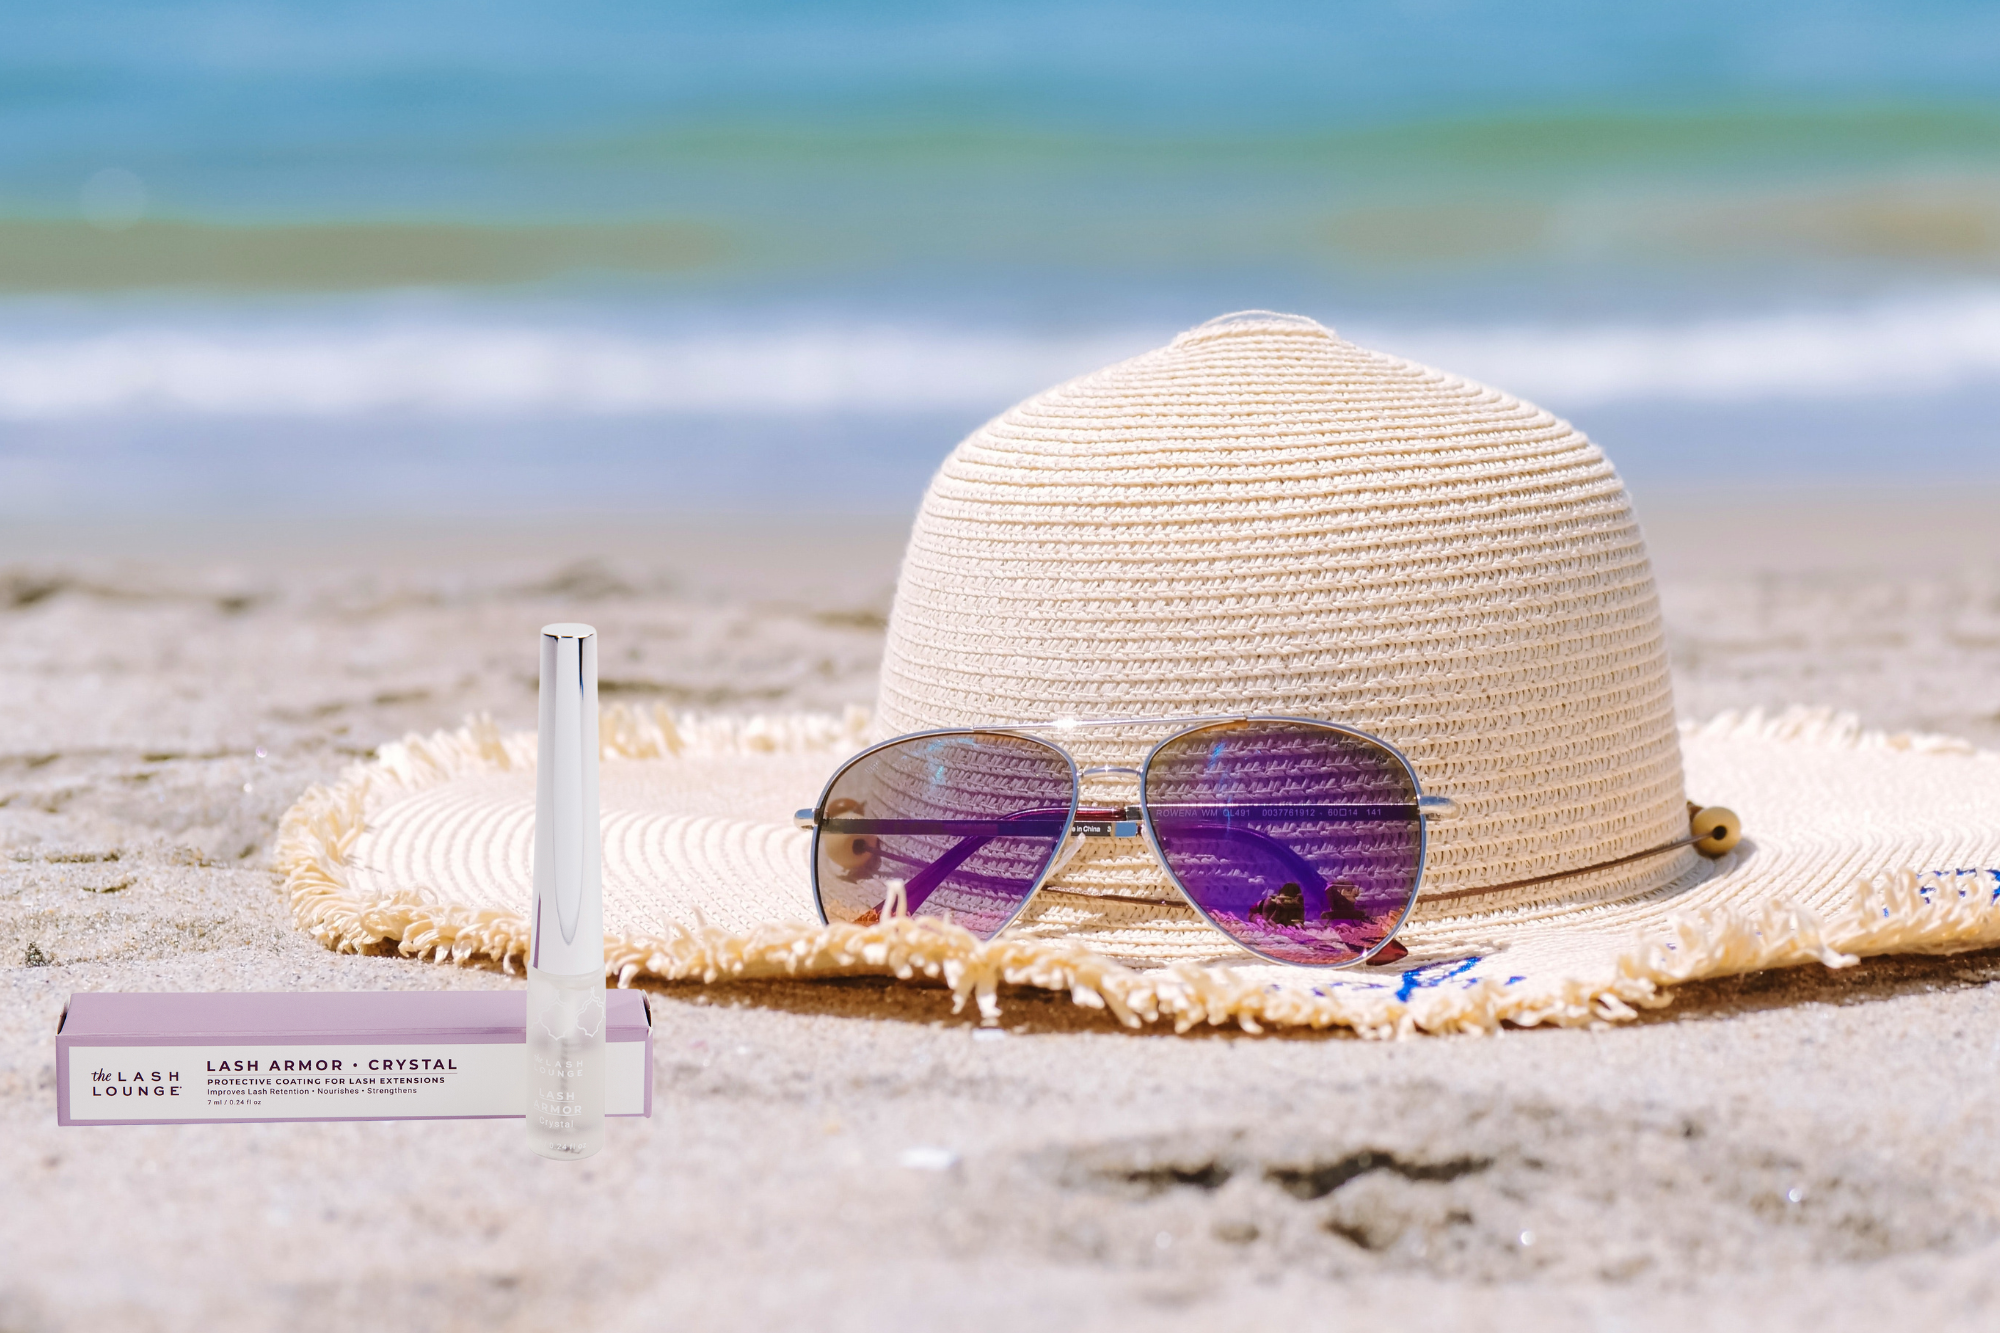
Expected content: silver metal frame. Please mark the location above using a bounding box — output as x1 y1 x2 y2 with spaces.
803 726 1084 946
1135 717 1428 969
799 714 1454 969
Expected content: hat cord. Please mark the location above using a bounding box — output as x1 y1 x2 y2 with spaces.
1420 804 1741 904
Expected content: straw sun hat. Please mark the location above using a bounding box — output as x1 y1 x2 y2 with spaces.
278 312 2000 1035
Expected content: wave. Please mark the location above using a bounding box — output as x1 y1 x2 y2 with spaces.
1363 291 2000 407
0 325 1158 419
2 291 1997 420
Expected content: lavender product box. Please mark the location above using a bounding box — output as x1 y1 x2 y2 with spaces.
56 990 652 1127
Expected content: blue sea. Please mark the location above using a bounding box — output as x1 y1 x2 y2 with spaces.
3 2 1998 516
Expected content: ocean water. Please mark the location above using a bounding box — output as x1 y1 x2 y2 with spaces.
3 3 1998 515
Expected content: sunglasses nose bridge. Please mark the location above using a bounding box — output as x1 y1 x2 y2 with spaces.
1076 765 1143 814
1071 766 1146 839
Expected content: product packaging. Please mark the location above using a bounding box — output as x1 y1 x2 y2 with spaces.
56 990 652 1127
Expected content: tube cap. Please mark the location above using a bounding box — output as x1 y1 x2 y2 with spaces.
530 623 603 974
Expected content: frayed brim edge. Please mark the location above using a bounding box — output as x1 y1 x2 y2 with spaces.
272 707 2000 1038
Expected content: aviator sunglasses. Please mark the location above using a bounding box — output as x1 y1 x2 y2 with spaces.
796 715 1741 969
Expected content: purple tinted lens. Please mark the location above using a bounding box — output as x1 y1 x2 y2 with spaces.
1144 721 1421 966
814 732 1075 940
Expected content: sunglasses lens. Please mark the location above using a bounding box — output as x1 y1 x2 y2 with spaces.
1144 721 1422 965
814 732 1075 940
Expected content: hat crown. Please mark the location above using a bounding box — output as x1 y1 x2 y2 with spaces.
877 313 1691 910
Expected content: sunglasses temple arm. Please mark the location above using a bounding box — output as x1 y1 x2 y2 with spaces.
886 805 1077 915
895 820 1365 921
896 837 988 912
832 809 1376 923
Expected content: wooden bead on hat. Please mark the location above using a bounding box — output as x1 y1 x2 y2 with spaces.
1688 803 1742 856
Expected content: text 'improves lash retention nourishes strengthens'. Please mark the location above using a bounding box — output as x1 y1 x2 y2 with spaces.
527 623 607 1160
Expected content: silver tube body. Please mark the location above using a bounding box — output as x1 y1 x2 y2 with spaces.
527 623 605 1161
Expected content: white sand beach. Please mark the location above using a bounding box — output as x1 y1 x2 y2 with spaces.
4 487 2000 1331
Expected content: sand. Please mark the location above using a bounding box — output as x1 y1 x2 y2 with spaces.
4 488 2000 1331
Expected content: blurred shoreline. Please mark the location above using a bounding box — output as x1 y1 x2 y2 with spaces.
8 482 1998 567
4 475 1994 579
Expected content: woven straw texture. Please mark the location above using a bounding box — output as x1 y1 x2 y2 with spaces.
272 704 2000 1037
878 312 1689 958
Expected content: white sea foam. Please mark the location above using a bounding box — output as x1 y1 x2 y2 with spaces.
0 326 1156 419
1 290 1996 420
1366 292 2000 408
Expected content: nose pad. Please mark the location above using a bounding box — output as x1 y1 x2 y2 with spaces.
1138 822 1182 903
1044 831 1087 881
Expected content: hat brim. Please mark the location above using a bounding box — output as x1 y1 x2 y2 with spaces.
275 705 2000 1036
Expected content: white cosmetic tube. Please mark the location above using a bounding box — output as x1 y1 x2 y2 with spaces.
526 623 606 1160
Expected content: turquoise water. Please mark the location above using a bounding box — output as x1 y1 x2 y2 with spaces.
9 1 1998 262
9 3 1998 207
2 3 1997 512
